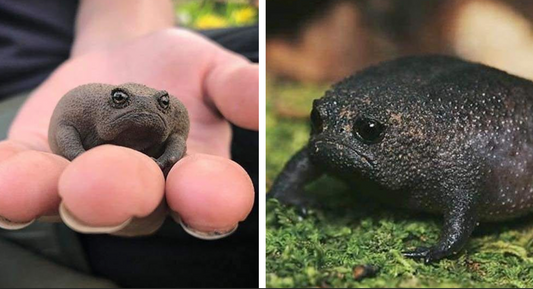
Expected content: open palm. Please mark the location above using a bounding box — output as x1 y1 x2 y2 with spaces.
0 29 257 237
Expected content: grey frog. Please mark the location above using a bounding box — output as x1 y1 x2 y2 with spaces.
48 83 189 174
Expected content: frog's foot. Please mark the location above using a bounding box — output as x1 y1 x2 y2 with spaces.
267 148 323 216
269 190 320 217
0 141 68 230
59 145 166 236
151 157 170 177
404 185 480 264
287 198 320 217
151 156 181 177
165 154 254 240
403 210 476 264
403 245 462 264
151 157 165 170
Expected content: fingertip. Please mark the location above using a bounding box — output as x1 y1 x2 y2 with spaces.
0 150 68 223
59 145 165 227
206 59 258 130
166 154 255 233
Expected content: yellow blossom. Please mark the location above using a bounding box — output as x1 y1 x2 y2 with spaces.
195 14 229 29
232 7 257 25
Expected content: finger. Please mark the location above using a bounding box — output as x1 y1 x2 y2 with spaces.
0 141 29 161
58 145 166 235
205 52 258 131
166 153 255 238
0 147 69 229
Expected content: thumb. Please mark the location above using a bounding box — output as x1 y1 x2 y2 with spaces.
205 50 258 130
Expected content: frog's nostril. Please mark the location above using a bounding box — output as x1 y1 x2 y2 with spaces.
339 124 352 134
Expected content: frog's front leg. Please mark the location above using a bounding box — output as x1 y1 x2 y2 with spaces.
154 133 186 174
54 124 86 161
404 189 480 263
268 147 323 210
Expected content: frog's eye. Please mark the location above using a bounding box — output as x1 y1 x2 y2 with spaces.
310 107 323 134
111 90 129 105
354 117 385 143
158 93 170 109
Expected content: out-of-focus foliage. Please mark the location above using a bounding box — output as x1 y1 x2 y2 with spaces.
175 0 258 29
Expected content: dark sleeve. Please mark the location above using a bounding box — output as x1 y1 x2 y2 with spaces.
0 0 79 99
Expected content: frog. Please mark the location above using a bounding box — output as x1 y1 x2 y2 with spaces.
48 83 189 174
268 55 533 263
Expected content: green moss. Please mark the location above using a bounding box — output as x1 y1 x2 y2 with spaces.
266 79 533 288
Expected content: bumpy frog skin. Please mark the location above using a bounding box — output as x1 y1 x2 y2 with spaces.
49 83 189 174
269 55 533 263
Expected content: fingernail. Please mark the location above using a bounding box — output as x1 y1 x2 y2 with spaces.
0 215 34 230
59 202 132 234
171 212 238 240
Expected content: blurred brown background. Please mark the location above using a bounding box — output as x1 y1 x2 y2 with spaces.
267 0 533 83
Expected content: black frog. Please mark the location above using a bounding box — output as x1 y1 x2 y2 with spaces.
48 83 189 174
269 55 533 263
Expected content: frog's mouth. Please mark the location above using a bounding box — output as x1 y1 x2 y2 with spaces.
98 111 168 144
310 139 375 170
112 111 167 129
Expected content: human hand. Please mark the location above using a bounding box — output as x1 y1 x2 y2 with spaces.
0 28 257 237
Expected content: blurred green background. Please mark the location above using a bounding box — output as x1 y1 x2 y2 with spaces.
174 0 258 29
